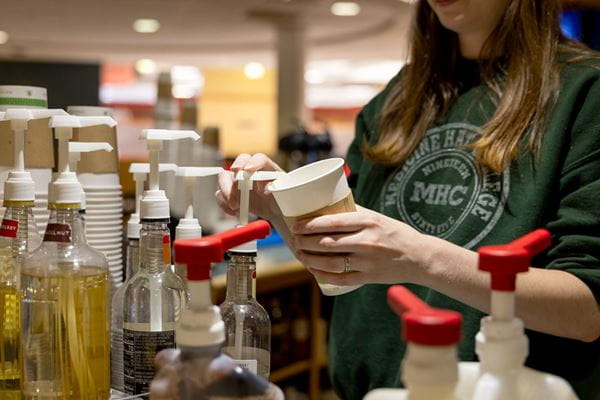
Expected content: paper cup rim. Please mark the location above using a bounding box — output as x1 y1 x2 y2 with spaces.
268 158 345 193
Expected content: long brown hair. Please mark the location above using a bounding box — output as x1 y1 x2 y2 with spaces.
365 0 588 172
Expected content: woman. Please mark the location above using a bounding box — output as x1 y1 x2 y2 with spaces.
217 0 600 399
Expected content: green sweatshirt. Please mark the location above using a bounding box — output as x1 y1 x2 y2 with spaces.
330 59 600 400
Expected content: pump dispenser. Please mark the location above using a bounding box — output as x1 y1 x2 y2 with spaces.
219 170 283 378
110 162 177 395
172 166 223 285
148 220 283 400
20 114 116 399
470 229 578 400
364 286 463 400
121 129 199 396
67 141 113 214
0 108 66 396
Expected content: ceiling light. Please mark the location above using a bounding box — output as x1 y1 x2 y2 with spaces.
0 31 8 45
171 65 204 99
244 62 266 80
331 2 361 17
305 69 325 85
133 18 160 33
135 58 157 75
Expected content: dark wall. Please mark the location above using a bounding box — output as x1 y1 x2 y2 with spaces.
0 60 100 109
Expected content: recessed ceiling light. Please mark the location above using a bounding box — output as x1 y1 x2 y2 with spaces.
0 31 8 45
135 58 157 75
133 19 160 33
305 69 325 85
331 2 361 17
244 62 266 80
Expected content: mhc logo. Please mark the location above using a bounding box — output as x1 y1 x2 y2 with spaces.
379 123 509 249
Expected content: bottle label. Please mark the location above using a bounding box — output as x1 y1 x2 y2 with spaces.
163 234 171 265
0 219 18 238
123 328 175 395
43 223 72 243
232 359 258 375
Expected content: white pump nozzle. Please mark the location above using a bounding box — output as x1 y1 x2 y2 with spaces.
174 166 224 240
68 142 113 170
48 115 117 205
127 162 178 238
138 129 200 220
2 108 68 202
233 170 285 252
66 142 114 210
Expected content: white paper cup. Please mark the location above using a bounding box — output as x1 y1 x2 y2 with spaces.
86 225 119 232
86 208 122 216
88 240 122 247
67 105 113 117
84 219 122 226
86 201 123 210
267 158 362 296
79 173 120 187
268 158 350 217
92 245 122 252
88 232 122 239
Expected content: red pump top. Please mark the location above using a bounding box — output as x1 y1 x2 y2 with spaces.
388 286 462 346
174 220 271 281
477 229 551 292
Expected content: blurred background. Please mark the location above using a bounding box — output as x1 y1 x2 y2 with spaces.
0 0 599 177
1 1 600 398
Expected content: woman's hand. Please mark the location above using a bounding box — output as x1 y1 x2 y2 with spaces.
216 153 284 221
290 205 433 286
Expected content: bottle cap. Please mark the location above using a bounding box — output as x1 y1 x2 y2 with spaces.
477 229 551 292
174 221 270 348
174 220 271 281
138 129 200 219
128 162 177 238
1 108 67 202
387 285 462 346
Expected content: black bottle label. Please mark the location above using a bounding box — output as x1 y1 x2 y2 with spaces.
123 328 175 395
43 223 72 243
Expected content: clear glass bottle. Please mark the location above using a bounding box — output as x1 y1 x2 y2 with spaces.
20 205 110 399
122 219 186 395
0 203 40 398
220 251 271 378
110 236 140 395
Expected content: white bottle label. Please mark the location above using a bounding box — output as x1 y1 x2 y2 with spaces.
233 359 258 375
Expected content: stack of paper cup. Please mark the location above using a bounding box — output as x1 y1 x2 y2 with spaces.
68 106 124 288
82 181 123 286
268 158 362 296
0 86 50 233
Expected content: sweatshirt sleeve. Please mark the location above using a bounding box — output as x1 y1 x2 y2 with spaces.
545 76 600 305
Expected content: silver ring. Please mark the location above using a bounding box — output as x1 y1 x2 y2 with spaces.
343 256 352 273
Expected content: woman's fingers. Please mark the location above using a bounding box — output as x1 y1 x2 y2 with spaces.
230 153 253 171
295 250 359 274
217 170 240 212
291 212 371 235
292 232 363 253
307 267 363 286
244 153 284 172
216 189 238 216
